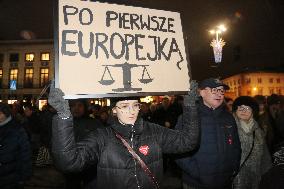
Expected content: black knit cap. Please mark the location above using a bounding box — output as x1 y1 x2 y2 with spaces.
110 96 141 108
267 94 281 106
199 78 229 90
232 96 259 119
0 102 12 117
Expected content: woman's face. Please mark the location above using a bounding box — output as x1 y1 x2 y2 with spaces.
236 105 253 122
112 100 141 125
0 112 7 123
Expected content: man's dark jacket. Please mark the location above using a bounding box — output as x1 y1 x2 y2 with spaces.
0 119 32 189
51 104 199 189
176 102 241 189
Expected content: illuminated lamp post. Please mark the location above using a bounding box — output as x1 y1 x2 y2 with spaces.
209 24 227 63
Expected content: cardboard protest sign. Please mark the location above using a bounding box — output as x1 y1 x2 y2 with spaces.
55 0 190 98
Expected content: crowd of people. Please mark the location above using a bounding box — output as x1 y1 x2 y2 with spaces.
0 77 284 189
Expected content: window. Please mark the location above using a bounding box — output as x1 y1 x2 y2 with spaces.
269 88 274 95
9 53 19 62
246 78 251 84
41 52 50 61
10 69 18 81
25 53 35 62
24 68 34 88
258 88 263 95
269 78 274 83
0 69 2 88
276 88 281 95
9 69 18 88
277 78 280 83
40 68 49 87
257 78 262 83
247 90 251 96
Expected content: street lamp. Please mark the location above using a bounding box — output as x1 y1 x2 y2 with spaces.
209 24 227 63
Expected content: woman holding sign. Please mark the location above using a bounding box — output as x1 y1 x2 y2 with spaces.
48 81 199 189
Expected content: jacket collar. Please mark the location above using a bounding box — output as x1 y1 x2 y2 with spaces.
111 117 144 138
199 102 225 116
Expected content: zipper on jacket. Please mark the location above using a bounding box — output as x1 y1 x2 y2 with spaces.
131 124 141 188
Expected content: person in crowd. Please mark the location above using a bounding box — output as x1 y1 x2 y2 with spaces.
23 103 41 159
98 106 110 127
267 94 284 151
140 102 152 122
232 96 272 189
63 99 104 189
254 95 274 154
225 97 233 112
169 95 184 126
153 96 176 128
176 78 241 189
48 81 200 189
11 102 25 124
36 103 57 167
259 143 284 189
89 104 101 120
0 102 32 189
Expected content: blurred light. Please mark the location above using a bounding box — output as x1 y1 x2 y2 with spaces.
253 87 257 91
140 96 154 103
218 24 227 32
106 99 110 106
209 30 216 34
39 100 47 111
8 100 17 104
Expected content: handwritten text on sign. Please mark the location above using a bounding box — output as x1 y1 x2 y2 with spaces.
58 0 190 96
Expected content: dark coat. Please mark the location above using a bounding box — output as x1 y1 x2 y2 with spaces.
176 103 241 189
0 119 32 189
51 104 199 189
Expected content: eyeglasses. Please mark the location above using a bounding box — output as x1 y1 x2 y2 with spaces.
116 103 142 112
237 105 252 112
207 87 225 95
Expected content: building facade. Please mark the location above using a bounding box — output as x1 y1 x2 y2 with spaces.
0 39 54 104
222 71 284 99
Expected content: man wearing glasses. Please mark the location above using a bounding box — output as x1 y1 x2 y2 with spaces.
176 78 241 189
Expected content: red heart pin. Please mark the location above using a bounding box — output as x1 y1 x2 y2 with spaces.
139 145 149 156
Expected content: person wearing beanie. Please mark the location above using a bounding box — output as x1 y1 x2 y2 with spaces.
48 80 200 189
0 102 32 189
232 96 272 189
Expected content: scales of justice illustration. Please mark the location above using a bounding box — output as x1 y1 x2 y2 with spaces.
99 62 154 92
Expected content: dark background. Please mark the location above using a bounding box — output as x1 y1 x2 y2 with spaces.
0 0 283 80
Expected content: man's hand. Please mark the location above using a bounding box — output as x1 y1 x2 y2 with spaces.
48 81 71 119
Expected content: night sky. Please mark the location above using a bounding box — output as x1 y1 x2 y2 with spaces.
0 0 283 80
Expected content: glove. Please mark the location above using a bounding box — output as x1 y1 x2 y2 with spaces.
184 80 199 106
48 81 71 119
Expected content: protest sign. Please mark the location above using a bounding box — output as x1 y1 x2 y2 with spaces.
55 0 190 98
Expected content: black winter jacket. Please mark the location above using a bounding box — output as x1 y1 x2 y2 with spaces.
51 105 199 189
176 103 241 189
0 118 32 189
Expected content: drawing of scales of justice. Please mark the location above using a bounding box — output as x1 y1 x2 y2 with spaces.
99 62 153 92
